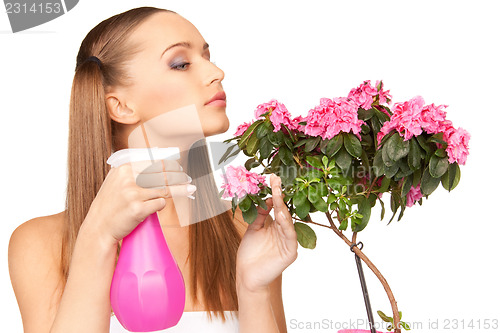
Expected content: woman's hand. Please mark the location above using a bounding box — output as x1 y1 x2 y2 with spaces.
81 159 195 246
236 173 298 293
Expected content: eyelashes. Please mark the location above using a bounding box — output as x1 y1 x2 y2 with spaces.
170 62 191 70
169 58 217 71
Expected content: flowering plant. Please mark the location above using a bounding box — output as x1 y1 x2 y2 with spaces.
219 80 470 332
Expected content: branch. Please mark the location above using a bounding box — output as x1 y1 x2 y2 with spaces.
292 216 331 229
324 211 401 333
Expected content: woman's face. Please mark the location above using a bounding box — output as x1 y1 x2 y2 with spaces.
114 11 229 142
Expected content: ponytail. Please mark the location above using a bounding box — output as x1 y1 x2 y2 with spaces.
62 58 112 281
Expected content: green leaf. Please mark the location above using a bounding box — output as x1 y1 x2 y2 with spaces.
326 135 343 157
239 120 262 148
295 200 311 219
293 189 307 207
428 132 447 145
278 147 294 166
343 133 363 158
408 138 422 170
335 147 352 171
308 184 321 203
293 139 308 148
270 154 281 172
241 203 258 224
416 134 431 153
379 198 385 220
219 143 239 165
322 155 329 168
256 121 272 139
239 195 252 212
402 175 413 197
412 167 422 188
379 176 391 193
294 222 317 249
268 131 281 145
339 217 348 231
352 197 371 232
258 138 274 160
429 155 449 178
327 193 336 204
244 158 260 170
311 197 328 212
306 155 324 169
386 133 410 161
358 107 375 120
305 136 321 152
377 310 392 323
384 161 400 179
373 150 385 177
400 321 411 330
421 167 441 195
374 108 391 122
435 148 447 158
253 195 268 210
441 163 460 191
246 133 259 155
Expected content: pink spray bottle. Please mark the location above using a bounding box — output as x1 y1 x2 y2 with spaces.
107 147 186 332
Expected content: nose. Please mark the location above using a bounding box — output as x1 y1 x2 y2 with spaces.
205 61 225 86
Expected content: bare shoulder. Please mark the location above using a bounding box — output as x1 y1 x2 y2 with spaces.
9 211 65 262
221 200 249 237
8 211 65 331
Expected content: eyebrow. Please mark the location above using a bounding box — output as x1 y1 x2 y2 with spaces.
160 41 209 59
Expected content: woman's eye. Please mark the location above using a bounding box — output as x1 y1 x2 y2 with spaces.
171 62 190 70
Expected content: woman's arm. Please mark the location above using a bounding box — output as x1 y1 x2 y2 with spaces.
236 174 297 333
49 215 117 333
8 213 118 333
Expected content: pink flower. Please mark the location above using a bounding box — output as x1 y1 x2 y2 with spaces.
220 165 267 199
348 80 392 110
444 127 470 165
304 97 364 140
378 96 426 142
234 121 252 136
375 80 392 105
254 99 292 132
289 115 306 132
406 184 423 207
348 80 378 110
420 103 448 134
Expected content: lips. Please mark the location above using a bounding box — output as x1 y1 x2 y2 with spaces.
205 91 226 106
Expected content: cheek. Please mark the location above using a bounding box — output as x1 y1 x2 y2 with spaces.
138 78 194 121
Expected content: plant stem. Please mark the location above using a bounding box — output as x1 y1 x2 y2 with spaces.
325 211 401 333
291 216 331 229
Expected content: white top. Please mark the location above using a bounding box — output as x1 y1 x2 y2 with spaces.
110 311 239 333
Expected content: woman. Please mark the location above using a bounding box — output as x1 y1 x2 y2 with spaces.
8 6 298 333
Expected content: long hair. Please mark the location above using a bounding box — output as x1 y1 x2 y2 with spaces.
63 6 241 322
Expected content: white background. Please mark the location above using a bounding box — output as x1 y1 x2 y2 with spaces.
1 1 499 332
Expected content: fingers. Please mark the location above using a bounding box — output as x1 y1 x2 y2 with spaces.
142 197 167 215
249 197 273 230
270 174 285 211
270 173 296 235
142 183 197 200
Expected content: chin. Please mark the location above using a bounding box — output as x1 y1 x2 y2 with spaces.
203 115 230 137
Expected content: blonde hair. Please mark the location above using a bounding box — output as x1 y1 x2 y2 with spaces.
64 6 240 322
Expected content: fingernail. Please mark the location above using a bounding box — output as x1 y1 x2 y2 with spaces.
187 175 193 182
188 194 195 200
187 184 197 193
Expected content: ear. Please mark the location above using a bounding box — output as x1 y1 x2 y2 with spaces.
105 91 141 125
